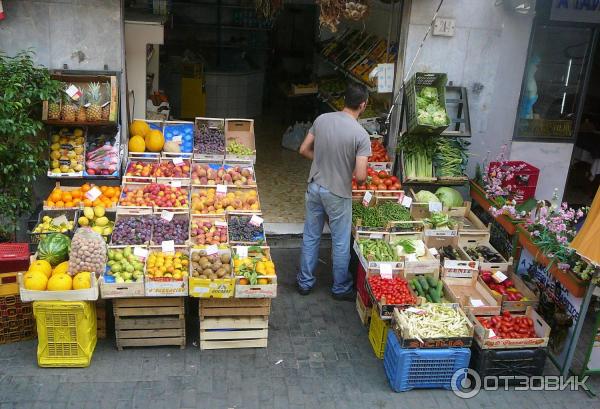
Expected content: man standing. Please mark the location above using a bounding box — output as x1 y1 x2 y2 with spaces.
297 83 371 300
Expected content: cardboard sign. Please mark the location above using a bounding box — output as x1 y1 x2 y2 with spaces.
172 157 184 166
401 196 413 208
161 240 175 253
379 263 393 279
249 215 263 226
493 271 508 283
133 247 148 259
429 247 439 257
205 245 219 255
160 210 174 222
171 180 182 188
215 220 228 227
85 187 102 201
429 202 443 212
216 184 228 194
369 233 384 239
237 246 248 258
470 299 485 307
362 191 373 206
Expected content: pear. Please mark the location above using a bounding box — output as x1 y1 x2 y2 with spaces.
94 205 105 218
83 207 95 220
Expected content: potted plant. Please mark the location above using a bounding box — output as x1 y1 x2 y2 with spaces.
0 50 62 241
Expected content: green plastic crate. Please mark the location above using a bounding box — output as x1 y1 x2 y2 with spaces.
405 72 450 135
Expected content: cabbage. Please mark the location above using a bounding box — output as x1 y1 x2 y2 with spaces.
432 111 449 126
415 190 440 203
435 187 463 208
420 86 438 101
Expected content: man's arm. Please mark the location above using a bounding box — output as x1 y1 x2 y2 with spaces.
299 132 315 160
354 156 368 185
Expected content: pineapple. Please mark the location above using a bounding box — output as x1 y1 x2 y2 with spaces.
86 82 102 121
76 87 87 122
60 92 77 122
101 82 111 120
48 100 61 120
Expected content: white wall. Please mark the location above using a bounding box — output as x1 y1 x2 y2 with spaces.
124 22 164 119
403 0 534 175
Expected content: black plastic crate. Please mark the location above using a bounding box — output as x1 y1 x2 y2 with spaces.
469 342 546 384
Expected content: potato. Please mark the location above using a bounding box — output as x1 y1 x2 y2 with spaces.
192 253 200 262
203 268 214 276
215 268 226 278
220 253 231 264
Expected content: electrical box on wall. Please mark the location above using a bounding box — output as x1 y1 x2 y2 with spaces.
433 17 455 37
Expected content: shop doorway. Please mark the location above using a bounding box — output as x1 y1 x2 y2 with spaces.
564 37 600 206
124 0 404 225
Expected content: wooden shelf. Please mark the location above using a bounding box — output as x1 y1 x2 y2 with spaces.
43 120 117 127
318 54 376 92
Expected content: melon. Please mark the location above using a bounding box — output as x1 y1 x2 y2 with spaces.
128 135 146 153
130 120 150 137
24 271 48 291
29 260 52 278
72 272 91 290
145 130 165 152
37 233 70 266
47 273 72 291
52 261 69 276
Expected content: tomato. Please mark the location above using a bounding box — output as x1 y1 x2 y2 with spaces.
390 176 398 183
358 184 367 190
384 179 393 187
378 170 388 179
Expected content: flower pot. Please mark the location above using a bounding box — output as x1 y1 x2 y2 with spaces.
516 226 551 266
469 181 517 235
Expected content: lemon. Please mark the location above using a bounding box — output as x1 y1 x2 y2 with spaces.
95 216 109 227
93 205 106 218
78 216 89 226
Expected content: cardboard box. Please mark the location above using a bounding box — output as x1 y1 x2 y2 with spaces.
442 273 502 316
19 272 98 302
366 277 419 320
392 304 474 348
194 117 226 161
468 307 550 349
449 202 490 235
225 119 256 163
235 275 277 298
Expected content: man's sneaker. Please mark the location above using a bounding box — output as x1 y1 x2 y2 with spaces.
297 284 312 296
331 290 355 302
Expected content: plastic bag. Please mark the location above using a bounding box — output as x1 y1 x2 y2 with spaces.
282 122 312 151
68 227 107 276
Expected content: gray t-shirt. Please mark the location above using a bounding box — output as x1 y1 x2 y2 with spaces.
307 112 371 198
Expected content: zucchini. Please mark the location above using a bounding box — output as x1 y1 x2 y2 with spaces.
429 287 441 303
426 276 438 288
435 280 444 298
418 277 429 291
413 279 424 296
425 293 432 303
409 279 417 291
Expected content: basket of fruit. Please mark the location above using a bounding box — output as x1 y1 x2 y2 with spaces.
30 210 79 244
47 126 86 177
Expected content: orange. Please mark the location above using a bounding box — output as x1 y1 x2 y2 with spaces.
81 184 91 192
73 198 81 206
64 201 74 208
83 199 93 207
105 187 115 198
50 190 62 202
92 199 102 207
71 190 82 199
61 192 72 202
100 186 108 193
47 201 55 207
55 200 65 208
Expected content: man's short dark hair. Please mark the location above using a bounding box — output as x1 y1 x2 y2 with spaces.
344 83 369 110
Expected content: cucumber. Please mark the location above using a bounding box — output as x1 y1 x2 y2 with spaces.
418 277 429 291
409 279 417 291
426 276 438 288
413 279 424 297
429 287 441 303
425 293 432 303
435 280 444 298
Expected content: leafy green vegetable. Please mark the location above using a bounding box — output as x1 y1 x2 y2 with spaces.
414 190 440 203
435 187 463 208
424 212 453 229
415 86 449 128
434 137 470 178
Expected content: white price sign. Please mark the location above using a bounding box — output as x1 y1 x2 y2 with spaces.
379 263 393 279
85 187 102 201
249 215 263 226
171 180 182 188
215 220 228 227
401 196 413 208
428 202 443 212
172 134 182 142
161 240 175 253
406 307 426 314
51 215 69 226
133 247 149 259
237 246 248 258
428 247 439 257
205 245 218 255
362 191 373 206
172 157 184 166
216 184 228 195
488 328 497 338
160 210 174 222
369 233 384 239
470 299 485 307
492 271 508 283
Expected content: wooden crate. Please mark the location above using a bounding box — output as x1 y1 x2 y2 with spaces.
113 297 185 350
198 298 270 350
96 300 107 339
356 295 371 327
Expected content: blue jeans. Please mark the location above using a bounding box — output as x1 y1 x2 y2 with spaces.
297 182 353 294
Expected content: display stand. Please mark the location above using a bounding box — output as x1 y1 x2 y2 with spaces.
580 306 600 396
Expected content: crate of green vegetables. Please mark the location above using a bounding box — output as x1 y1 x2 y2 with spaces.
408 276 454 305
392 303 474 349
459 233 513 273
405 72 451 135
353 236 405 272
351 200 413 236
387 234 440 279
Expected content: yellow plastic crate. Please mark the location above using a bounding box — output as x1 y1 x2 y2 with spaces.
33 301 97 367
368 305 389 359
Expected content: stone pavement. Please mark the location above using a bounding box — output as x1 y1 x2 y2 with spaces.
0 247 599 409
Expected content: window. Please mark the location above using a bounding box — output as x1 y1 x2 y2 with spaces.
515 25 593 140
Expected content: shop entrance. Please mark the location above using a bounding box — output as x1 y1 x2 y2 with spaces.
564 36 600 206
124 0 403 226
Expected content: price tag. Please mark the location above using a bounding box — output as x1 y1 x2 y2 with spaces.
215 220 228 227
65 84 82 100
369 233 383 239
172 134 182 142
401 196 413 208
488 329 497 338
406 307 426 314
160 210 174 222
161 240 175 253
85 186 102 201
492 271 508 283
428 247 439 257
216 184 228 195
237 246 248 258
172 157 184 166
249 215 263 226
51 215 69 226
405 253 418 262
133 247 149 259
194 287 209 294
83 102 91 108
205 245 218 255
428 202 442 212
470 299 485 307
171 180 182 188
379 263 393 279
362 191 373 206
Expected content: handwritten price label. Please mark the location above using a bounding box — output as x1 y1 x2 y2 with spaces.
401 196 412 208
172 157 184 166
379 263 393 279
216 184 228 195
428 202 442 212
493 271 508 283
237 246 248 258
215 220 228 227
160 210 174 222
171 180 182 188
249 215 263 226
205 245 218 255
85 187 102 201
362 191 372 206
161 240 175 253
133 247 149 259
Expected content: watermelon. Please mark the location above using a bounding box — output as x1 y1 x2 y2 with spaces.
37 233 71 266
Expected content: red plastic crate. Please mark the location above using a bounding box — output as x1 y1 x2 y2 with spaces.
488 161 539 203
356 262 372 308
0 243 30 274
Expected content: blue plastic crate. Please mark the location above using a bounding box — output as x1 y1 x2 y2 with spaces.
384 331 470 392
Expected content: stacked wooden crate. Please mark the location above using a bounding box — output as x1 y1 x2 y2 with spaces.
198 298 270 350
113 297 185 350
